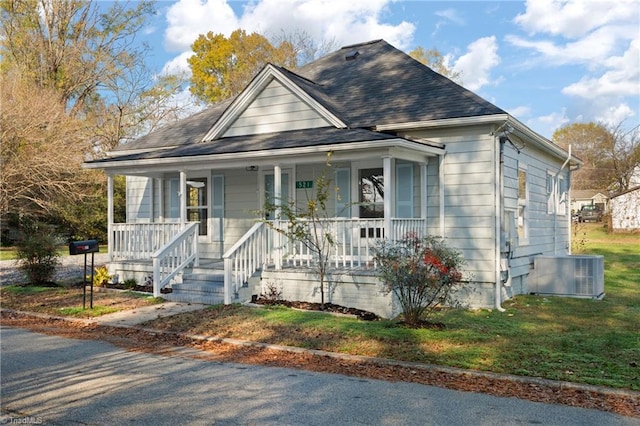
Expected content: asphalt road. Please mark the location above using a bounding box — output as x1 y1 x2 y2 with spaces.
1 326 637 426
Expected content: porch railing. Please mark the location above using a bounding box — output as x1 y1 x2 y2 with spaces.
111 223 185 261
223 222 268 304
274 218 427 268
390 218 429 240
221 218 429 303
152 222 199 297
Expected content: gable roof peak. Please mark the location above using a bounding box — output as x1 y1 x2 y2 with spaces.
340 39 384 50
201 63 346 141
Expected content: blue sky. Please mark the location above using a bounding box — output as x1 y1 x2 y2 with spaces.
136 0 639 139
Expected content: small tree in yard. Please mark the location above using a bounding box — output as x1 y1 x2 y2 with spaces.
262 155 338 309
15 221 61 285
372 235 466 326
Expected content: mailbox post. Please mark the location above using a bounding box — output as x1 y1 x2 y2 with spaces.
68 240 99 309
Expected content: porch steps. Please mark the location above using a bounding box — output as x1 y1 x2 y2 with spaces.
163 267 225 305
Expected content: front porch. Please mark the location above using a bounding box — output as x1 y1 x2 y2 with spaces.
101 141 445 316
106 218 429 315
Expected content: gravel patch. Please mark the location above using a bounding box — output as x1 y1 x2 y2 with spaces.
0 253 109 286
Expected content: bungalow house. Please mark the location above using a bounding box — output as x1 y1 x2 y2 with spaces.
571 190 609 215
84 40 582 318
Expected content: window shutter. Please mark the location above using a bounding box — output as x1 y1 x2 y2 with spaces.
335 168 350 217
212 175 224 241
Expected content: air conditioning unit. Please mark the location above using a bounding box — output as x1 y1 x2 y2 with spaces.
530 255 604 299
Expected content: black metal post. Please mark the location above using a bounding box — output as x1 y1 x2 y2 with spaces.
90 252 94 309
83 252 87 309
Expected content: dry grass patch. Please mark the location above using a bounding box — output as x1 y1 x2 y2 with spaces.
1 285 163 318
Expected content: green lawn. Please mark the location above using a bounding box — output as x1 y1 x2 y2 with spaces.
145 223 640 390
4 224 639 389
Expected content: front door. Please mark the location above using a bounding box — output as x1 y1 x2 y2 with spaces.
186 178 208 236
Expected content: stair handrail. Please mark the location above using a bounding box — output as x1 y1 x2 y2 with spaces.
152 222 199 297
223 221 266 304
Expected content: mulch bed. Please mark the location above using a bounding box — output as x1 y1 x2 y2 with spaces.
101 282 172 294
252 298 379 321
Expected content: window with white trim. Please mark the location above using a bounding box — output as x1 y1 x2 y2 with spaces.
558 176 567 216
547 172 568 216
359 168 384 218
547 171 555 215
517 166 528 242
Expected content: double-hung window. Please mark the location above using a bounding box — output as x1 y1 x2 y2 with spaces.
517 166 528 243
546 171 568 216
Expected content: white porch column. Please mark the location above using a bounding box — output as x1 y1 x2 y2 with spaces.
420 163 428 220
107 174 114 262
180 171 187 224
274 164 282 270
383 156 392 239
149 178 155 222
158 178 165 222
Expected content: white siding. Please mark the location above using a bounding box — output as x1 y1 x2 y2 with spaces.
412 128 498 285
222 169 261 254
502 138 572 295
126 176 153 223
223 79 331 137
260 269 398 319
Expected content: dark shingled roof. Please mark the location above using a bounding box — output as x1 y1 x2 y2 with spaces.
108 39 505 156
294 40 505 128
95 127 400 163
112 97 234 152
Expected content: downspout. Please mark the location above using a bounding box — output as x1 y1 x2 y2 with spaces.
495 135 506 312
439 154 445 237
554 145 572 254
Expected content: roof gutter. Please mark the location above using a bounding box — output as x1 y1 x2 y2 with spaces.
376 114 583 167
83 138 445 171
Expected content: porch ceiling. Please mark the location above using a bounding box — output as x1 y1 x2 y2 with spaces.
85 127 445 173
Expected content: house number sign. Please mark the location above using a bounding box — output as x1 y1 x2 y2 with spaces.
296 180 313 189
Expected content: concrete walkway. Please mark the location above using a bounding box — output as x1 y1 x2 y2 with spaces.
91 301 208 327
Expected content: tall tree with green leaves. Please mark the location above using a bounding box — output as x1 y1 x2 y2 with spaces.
409 46 462 84
188 29 297 104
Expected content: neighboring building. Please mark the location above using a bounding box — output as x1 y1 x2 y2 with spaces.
571 190 609 214
609 186 640 231
84 40 581 318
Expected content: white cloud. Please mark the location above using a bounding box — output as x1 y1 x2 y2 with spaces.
562 39 640 99
514 0 638 39
435 8 465 26
164 0 239 52
162 51 194 77
508 0 639 130
505 24 632 67
508 105 531 119
453 36 500 91
162 0 416 75
241 0 414 49
595 103 635 127
529 109 570 139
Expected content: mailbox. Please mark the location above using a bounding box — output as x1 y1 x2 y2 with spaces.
69 240 99 255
